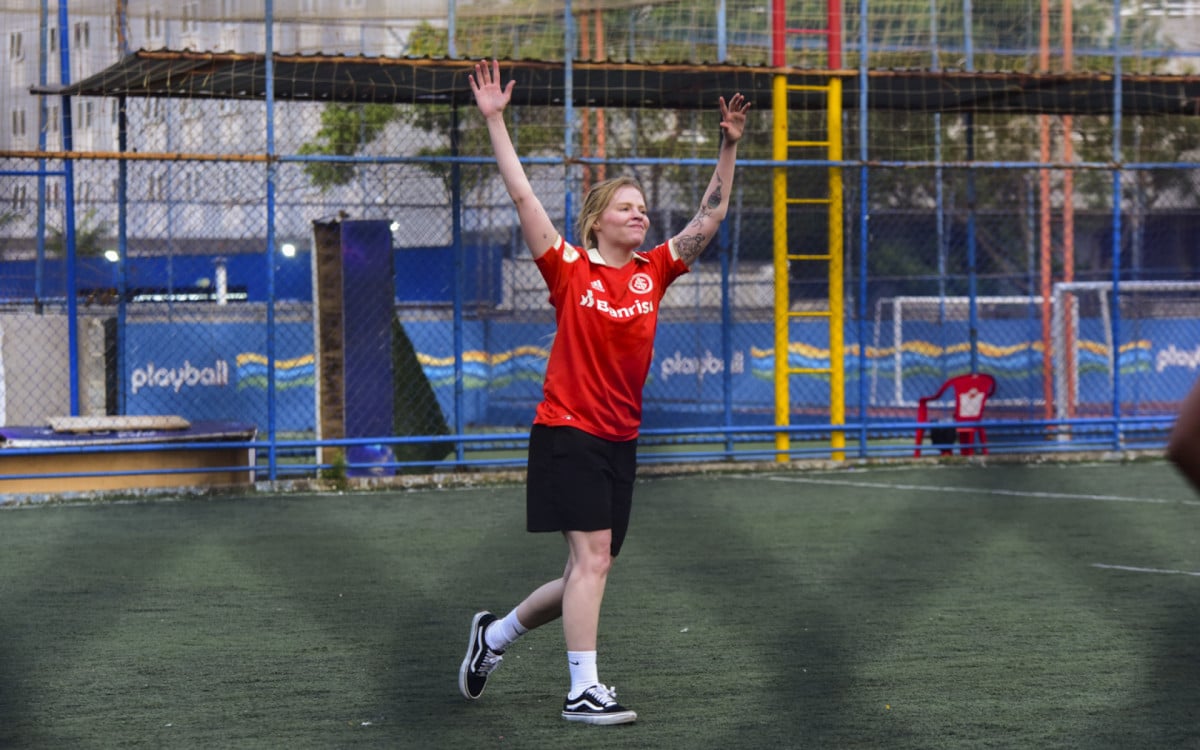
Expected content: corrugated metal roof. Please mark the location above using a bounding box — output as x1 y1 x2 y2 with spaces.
33 50 1200 115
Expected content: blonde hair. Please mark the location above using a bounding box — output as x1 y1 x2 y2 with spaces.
575 176 647 251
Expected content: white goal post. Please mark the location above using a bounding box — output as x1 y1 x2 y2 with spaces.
1051 280 1200 423
876 283 1200 418
872 295 1045 409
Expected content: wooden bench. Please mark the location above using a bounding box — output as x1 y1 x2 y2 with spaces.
0 416 257 494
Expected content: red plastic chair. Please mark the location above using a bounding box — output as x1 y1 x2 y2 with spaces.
914 372 997 457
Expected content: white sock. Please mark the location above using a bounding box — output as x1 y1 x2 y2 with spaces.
567 650 599 697
484 608 527 653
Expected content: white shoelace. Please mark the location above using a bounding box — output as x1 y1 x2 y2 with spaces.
584 684 619 706
475 650 503 676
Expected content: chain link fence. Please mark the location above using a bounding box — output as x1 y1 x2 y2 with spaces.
2 2 1199 484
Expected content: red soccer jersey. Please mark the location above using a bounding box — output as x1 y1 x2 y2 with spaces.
533 236 689 441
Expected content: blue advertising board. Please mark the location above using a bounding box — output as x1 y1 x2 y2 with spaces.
124 320 315 433
122 316 1200 434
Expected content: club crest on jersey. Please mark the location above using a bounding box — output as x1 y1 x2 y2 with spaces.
629 273 654 295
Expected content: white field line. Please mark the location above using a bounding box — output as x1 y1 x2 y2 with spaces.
764 474 1200 507
1091 563 1200 577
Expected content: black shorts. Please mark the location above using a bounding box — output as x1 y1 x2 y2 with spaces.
526 424 638 557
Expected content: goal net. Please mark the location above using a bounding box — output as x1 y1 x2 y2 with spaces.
873 283 1200 425
1051 280 1200 422
870 295 1046 412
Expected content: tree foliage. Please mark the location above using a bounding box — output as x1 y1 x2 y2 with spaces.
46 209 112 258
300 5 1196 278
298 103 401 190
396 19 771 245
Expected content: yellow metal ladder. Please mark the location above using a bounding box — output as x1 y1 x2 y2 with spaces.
771 75 845 461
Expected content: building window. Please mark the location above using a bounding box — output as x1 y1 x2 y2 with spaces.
12 184 28 210
74 21 90 50
183 3 202 34
182 100 209 121
11 109 26 138
145 98 163 122
183 171 199 199
9 31 22 60
145 10 163 40
46 26 57 53
76 101 95 129
146 173 164 201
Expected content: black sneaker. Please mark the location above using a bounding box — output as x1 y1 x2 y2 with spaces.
458 611 503 700
561 684 637 725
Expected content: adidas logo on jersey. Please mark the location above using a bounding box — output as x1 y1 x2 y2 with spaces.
590 280 606 294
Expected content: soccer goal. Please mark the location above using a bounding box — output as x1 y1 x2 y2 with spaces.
870 295 1046 410
1051 280 1200 423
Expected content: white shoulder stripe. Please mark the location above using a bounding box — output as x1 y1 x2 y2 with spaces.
558 236 581 263
666 237 680 261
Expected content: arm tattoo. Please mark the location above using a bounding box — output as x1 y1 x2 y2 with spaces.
676 232 707 265
706 183 723 210
678 178 726 264
689 186 721 229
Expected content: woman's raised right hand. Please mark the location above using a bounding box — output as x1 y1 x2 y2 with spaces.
468 59 515 118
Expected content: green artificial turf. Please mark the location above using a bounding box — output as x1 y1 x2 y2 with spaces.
1 460 1197 748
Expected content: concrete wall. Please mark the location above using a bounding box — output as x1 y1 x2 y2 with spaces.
0 314 107 426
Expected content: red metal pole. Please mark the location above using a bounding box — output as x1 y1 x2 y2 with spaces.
1039 0 1054 421
827 0 842 69
1063 0 1076 418
772 0 786 67
594 10 606 183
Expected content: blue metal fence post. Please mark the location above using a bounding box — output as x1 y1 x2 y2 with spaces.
451 103 467 463
116 96 128 414
265 0 279 479
719 220 734 456
856 0 870 457
964 0 980 374
36 0 49 313
58 2 79 415
1110 0 1124 450
564 0 577 248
